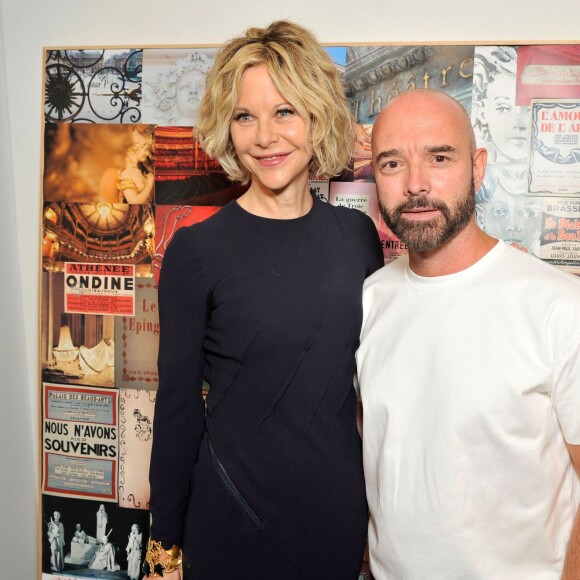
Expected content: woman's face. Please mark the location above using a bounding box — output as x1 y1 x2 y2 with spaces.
483 70 529 162
482 186 541 252
230 64 311 194
175 70 205 122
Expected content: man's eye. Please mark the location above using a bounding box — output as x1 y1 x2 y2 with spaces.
434 155 447 163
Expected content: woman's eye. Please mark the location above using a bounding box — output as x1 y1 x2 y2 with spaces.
233 112 252 122
277 108 295 117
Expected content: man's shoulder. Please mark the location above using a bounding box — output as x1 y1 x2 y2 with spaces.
501 243 580 293
364 255 408 289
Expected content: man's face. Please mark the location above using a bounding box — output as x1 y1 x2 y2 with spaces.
53 512 60 522
372 92 486 254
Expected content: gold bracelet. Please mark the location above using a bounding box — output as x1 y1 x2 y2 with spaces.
143 538 182 577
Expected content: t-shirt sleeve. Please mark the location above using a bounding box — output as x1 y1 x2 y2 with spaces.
149 226 210 548
553 330 580 445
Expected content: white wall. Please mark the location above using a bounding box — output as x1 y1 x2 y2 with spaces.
1 0 578 577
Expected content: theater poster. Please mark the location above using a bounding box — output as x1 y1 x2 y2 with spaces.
64 263 135 317
540 196 580 273
528 99 580 196
42 383 118 502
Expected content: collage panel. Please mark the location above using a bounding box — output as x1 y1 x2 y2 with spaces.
118 388 156 510
42 270 116 388
42 383 118 502
346 45 475 183
516 45 580 105
42 202 154 278
114 281 159 389
44 49 143 124
42 494 149 579
141 47 217 126
154 125 246 205
153 204 221 284
471 46 542 256
43 123 155 205
329 181 407 264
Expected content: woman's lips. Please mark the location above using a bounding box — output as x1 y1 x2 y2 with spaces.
254 153 290 167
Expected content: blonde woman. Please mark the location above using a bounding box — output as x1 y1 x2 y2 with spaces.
145 21 383 579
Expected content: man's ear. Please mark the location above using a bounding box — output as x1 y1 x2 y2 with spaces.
472 147 488 192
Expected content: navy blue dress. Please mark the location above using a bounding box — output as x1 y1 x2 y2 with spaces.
149 195 383 579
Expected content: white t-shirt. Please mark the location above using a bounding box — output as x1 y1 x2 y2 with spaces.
357 241 580 580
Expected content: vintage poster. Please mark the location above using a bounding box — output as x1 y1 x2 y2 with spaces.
153 204 221 284
115 282 159 389
329 181 406 263
64 262 135 317
42 494 149 577
44 49 143 124
540 197 580 273
528 100 580 196
42 384 118 501
42 202 154 278
42 272 116 388
43 123 155 204
118 388 156 509
516 45 580 105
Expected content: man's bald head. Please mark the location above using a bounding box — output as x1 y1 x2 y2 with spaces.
372 89 476 156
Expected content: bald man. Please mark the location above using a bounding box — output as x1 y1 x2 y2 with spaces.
356 90 580 579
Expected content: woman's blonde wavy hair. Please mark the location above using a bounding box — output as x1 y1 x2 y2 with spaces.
196 20 354 183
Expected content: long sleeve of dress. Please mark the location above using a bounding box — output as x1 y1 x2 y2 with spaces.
149 227 210 548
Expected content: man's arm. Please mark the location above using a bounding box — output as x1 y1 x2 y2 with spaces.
562 443 580 580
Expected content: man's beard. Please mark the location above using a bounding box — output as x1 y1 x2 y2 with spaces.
378 179 476 253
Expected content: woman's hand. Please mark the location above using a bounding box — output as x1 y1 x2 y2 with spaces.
144 567 181 579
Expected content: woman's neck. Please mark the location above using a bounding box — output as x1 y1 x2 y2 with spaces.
237 180 312 219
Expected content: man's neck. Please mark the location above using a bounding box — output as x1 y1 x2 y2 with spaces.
408 222 498 277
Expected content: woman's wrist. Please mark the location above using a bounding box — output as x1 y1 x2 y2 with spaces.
142 538 182 577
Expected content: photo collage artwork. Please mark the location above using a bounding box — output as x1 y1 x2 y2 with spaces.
40 43 580 579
